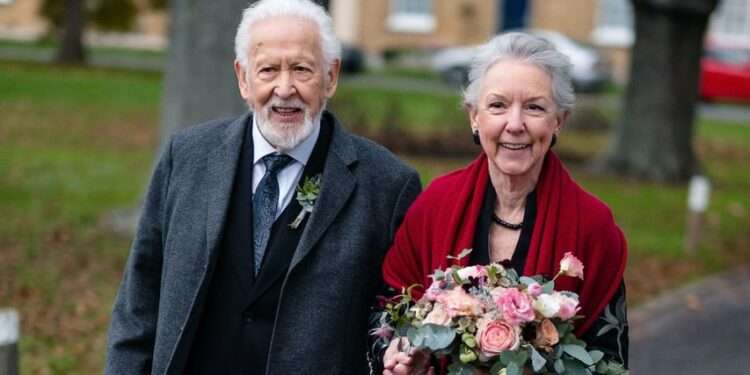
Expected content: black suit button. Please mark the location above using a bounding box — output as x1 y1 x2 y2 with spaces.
243 312 255 323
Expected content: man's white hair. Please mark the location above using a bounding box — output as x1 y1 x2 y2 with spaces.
234 0 342 69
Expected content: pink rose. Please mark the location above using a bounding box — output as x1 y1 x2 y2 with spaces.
476 319 520 359
436 286 482 318
423 303 452 326
490 287 507 300
559 252 584 280
526 282 543 297
496 288 535 326
556 294 581 320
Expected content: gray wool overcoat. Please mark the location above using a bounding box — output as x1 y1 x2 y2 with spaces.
105 112 421 374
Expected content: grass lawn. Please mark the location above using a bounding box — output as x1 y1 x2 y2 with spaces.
1 61 748 374
0 62 160 374
0 38 165 60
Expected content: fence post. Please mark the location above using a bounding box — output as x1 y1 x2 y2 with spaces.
685 175 711 254
0 309 19 375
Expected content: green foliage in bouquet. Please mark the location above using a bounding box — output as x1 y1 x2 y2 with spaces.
376 252 629 375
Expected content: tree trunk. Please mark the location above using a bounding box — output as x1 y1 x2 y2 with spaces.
159 0 252 148
56 0 86 64
601 0 719 182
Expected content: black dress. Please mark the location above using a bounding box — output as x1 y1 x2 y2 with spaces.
470 185 629 368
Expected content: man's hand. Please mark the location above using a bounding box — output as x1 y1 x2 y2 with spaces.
382 337 434 375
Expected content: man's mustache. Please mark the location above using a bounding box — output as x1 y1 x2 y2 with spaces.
265 97 307 112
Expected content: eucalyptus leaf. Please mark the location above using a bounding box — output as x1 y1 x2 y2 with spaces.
553 344 564 359
563 345 594 365
588 350 604 364
396 325 410 337
542 281 555 294
512 349 529 367
562 358 588 375
555 322 573 337
433 270 446 281
615 293 627 322
596 324 616 337
421 324 456 351
604 360 629 375
507 362 521 375
407 327 425 348
490 361 506 374
519 276 538 286
554 358 565 373
561 335 586 347
603 305 619 326
505 269 520 284
530 346 547 372
500 351 514 365
447 248 473 260
447 363 475 375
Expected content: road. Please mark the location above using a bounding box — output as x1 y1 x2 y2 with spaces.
629 265 750 374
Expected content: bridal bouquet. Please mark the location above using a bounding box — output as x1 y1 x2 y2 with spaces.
372 252 627 375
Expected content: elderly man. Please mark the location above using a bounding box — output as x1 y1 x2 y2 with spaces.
104 0 421 373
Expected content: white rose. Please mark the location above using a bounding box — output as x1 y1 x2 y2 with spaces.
456 265 483 280
423 303 452 326
533 293 561 318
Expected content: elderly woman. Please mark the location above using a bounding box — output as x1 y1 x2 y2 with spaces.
380 32 628 374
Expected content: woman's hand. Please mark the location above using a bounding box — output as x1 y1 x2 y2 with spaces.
382 337 434 375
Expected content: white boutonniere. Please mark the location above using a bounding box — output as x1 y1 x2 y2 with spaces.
289 174 321 229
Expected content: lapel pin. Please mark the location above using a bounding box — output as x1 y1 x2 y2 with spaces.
289 174 321 229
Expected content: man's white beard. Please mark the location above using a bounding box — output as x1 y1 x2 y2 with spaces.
255 97 324 152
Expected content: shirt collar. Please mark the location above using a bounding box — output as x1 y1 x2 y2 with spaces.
252 112 320 166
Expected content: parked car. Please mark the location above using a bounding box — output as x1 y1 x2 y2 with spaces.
430 29 612 92
699 46 750 102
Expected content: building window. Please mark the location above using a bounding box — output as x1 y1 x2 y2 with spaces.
386 0 436 34
592 0 634 47
709 0 750 48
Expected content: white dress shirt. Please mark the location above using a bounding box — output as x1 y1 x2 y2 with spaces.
251 114 320 220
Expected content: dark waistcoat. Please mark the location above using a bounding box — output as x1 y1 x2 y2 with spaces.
184 121 331 374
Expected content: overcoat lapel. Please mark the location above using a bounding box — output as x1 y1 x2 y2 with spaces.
166 114 249 374
204 114 251 285
289 116 358 271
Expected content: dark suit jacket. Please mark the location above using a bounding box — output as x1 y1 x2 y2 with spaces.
105 111 422 374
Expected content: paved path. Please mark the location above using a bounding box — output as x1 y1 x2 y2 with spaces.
629 264 750 374
699 102 750 125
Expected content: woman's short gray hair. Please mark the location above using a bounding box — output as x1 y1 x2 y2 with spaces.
234 0 342 70
463 32 575 113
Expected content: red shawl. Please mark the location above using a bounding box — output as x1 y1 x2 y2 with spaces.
383 151 627 335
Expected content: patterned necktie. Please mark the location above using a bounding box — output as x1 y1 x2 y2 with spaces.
253 153 293 275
